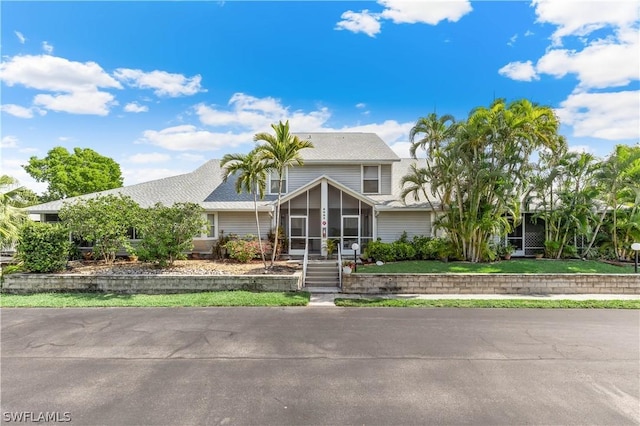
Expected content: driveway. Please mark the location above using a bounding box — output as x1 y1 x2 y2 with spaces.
2 307 638 425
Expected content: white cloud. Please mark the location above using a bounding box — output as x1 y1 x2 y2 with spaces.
335 10 382 37
0 104 41 119
114 68 204 97
139 125 250 152
379 0 472 25
124 102 149 113
498 61 538 81
389 141 412 158
34 90 116 116
336 0 472 36
536 29 639 89
1 135 19 148
507 33 518 47
195 93 330 132
555 90 639 140
356 103 367 109
339 120 413 145
0 157 47 194
142 93 412 152
524 30 534 37
567 145 595 154
58 136 70 142
42 41 54 54
0 54 121 116
127 152 171 164
533 0 639 45
0 54 121 92
14 31 26 44
178 153 206 162
19 147 39 154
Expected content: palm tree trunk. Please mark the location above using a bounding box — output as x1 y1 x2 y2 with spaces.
270 173 284 268
254 190 267 270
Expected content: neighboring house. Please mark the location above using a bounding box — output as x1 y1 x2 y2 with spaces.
27 133 543 257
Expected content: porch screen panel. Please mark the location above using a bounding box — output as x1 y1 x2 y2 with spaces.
328 185 341 237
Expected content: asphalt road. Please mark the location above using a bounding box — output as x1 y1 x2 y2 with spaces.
1 307 639 425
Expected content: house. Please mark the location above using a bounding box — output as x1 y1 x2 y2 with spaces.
27 132 542 257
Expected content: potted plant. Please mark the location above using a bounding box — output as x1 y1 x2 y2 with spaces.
534 250 544 259
342 259 355 274
503 243 514 260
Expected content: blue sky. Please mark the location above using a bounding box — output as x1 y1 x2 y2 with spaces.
1 1 638 194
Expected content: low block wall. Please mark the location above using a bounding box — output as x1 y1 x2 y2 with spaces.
1 273 302 294
342 274 640 295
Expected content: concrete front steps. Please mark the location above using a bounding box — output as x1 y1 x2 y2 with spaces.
304 259 340 289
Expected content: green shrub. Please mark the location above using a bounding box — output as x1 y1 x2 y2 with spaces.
364 240 396 263
225 239 258 263
392 241 416 260
411 236 433 260
137 202 206 267
17 222 70 273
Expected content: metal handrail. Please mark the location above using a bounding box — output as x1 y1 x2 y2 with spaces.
302 241 309 288
337 242 342 288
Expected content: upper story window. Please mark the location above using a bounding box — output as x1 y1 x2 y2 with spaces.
362 165 380 194
269 168 288 195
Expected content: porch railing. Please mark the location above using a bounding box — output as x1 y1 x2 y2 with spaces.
337 242 342 289
301 241 309 288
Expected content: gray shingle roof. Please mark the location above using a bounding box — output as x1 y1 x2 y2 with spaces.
28 160 275 213
28 134 436 214
292 132 400 163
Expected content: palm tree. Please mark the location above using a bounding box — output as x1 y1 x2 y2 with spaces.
0 175 29 250
220 148 269 269
254 121 313 267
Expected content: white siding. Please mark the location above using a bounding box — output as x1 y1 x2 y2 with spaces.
380 164 392 195
218 212 271 239
289 165 361 193
376 211 431 242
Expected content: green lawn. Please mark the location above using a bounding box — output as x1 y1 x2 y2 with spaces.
334 298 640 309
356 259 636 274
0 291 310 308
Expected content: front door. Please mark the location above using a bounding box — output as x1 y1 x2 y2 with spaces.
341 215 360 254
289 215 307 255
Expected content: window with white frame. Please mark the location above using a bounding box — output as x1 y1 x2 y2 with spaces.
269 168 287 195
206 213 216 238
362 165 380 194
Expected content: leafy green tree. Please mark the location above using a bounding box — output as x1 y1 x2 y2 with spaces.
533 151 600 258
59 194 142 264
17 221 70 273
24 147 123 202
254 120 313 267
0 175 34 250
221 148 269 269
137 203 206 266
594 144 640 259
404 99 562 262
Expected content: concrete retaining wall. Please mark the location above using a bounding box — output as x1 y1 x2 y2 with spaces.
1 273 302 294
342 273 640 294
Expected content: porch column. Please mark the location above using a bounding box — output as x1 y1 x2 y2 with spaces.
321 178 328 257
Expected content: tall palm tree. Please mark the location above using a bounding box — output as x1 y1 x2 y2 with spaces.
0 175 29 250
254 121 313 267
220 148 269 269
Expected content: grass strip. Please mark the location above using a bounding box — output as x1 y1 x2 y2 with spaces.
334 298 640 309
356 259 636 274
0 291 310 308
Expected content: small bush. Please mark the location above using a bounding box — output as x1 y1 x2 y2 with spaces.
364 241 396 263
17 222 70 273
225 237 271 263
392 241 416 261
